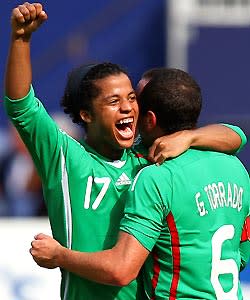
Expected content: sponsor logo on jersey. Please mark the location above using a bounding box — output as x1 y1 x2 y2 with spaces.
115 172 131 186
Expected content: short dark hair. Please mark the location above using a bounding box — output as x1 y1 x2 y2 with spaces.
141 67 166 82
139 68 202 134
61 62 129 128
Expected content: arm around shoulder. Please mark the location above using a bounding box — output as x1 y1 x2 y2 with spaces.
190 123 247 154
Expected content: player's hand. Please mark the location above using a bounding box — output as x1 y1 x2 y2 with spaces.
148 130 194 165
11 2 47 39
30 233 61 269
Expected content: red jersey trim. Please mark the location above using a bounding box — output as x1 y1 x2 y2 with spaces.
151 249 160 300
166 212 181 300
134 152 150 162
241 216 250 242
150 212 181 300
135 152 144 158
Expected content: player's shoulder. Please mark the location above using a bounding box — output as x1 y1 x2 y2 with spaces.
167 148 234 167
135 163 172 182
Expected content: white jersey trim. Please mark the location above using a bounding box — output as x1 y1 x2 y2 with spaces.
105 160 126 168
61 148 72 300
131 165 153 191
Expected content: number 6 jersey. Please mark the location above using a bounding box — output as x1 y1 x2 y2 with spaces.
120 149 250 300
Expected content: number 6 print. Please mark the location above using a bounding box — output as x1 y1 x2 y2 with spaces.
211 225 238 300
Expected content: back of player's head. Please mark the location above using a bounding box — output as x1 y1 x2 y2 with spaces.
136 67 166 98
139 68 202 134
141 67 166 82
61 62 129 128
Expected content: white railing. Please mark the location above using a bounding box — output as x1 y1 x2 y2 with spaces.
167 0 250 69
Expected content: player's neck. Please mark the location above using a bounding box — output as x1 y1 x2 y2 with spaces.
85 138 124 160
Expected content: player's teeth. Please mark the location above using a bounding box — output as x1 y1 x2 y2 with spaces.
118 118 133 124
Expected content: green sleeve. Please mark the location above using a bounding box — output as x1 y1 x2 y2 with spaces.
222 123 247 154
120 165 171 251
4 86 59 179
4 85 86 182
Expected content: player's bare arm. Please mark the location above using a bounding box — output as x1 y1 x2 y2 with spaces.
5 2 47 99
148 124 245 164
30 232 149 286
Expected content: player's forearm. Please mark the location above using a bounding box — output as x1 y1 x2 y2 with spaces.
190 124 244 154
5 36 32 99
58 247 133 286
31 233 144 286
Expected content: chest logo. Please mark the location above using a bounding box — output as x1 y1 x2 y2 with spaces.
115 172 131 186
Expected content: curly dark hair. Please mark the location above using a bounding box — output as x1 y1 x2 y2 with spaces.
61 62 129 128
139 68 202 134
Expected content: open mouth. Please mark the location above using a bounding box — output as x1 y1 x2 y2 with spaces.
115 117 134 139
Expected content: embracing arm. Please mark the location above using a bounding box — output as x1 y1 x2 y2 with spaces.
148 124 246 164
188 124 246 153
5 3 47 99
30 231 149 286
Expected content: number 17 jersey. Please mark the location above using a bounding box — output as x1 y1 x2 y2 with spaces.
4 86 149 300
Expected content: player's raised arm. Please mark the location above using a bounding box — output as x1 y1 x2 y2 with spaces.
5 2 47 99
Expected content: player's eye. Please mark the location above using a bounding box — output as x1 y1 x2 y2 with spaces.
109 98 119 105
128 93 137 102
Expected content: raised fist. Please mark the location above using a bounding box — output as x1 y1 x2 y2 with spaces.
11 2 47 39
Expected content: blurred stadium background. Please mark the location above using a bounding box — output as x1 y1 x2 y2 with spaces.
0 0 249 299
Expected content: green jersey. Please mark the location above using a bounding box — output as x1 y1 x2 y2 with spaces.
120 149 250 300
4 86 148 300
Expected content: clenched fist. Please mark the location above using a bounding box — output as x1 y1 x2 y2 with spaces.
11 2 47 39
30 233 61 269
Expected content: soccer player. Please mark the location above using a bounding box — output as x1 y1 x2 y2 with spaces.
137 67 245 163
5 3 247 300
31 69 250 300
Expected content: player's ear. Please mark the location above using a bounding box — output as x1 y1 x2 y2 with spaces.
80 110 92 123
144 110 157 131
